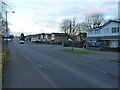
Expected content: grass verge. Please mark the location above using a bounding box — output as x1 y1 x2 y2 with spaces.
112 59 120 62
1 40 9 85
2 41 9 73
63 49 91 54
0 53 7 72
25 42 32 44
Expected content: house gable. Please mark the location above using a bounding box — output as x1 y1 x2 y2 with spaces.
87 20 120 38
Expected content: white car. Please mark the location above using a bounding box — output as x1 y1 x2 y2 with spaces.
19 40 24 44
7 39 12 42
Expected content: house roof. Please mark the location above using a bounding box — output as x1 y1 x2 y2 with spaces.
45 33 52 35
88 20 120 31
88 28 100 31
52 33 66 36
99 20 120 29
77 33 87 36
27 34 40 37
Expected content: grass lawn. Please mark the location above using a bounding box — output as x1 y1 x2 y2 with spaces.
63 49 91 54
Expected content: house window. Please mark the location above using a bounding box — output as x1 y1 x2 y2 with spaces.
104 29 106 33
98 30 100 34
95 30 96 34
89 30 93 34
88 31 91 34
95 30 99 34
112 27 119 33
106 28 109 33
110 40 118 48
117 27 119 32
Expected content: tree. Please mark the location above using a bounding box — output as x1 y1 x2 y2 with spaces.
60 19 71 39
10 34 14 40
76 22 87 42
0 0 13 34
0 1 5 32
60 18 79 39
84 12 104 29
60 17 79 50
41 33 45 40
20 33 25 41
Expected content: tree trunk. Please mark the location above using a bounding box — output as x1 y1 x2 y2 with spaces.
71 40 74 50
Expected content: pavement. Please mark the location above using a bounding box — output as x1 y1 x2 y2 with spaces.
2 40 119 88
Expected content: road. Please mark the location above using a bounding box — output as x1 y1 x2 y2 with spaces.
3 40 119 88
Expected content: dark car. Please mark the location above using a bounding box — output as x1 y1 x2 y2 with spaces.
63 43 69 47
89 42 100 47
19 40 24 44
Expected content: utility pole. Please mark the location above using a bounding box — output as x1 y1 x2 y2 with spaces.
5 11 8 33
5 11 15 42
5 11 8 42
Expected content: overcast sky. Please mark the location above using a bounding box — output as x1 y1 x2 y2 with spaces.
7 0 119 36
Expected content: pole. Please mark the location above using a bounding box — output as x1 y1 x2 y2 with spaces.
5 11 8 33
5 11 8 42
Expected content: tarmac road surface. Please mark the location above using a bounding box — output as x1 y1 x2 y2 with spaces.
3 40 119 88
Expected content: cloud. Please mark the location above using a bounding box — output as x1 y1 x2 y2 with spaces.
7 1 118 35
9 0 119 2
83 2 118 17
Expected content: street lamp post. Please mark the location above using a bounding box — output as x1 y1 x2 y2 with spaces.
5 11 8 33
5 11 15 42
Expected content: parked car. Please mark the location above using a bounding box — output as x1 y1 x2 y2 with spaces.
89 42 100 47
63 43 69 47
19 40 24 44
7 38 12 42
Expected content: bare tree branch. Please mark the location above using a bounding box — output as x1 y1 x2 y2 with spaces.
84 12 105 30
60 18 79 40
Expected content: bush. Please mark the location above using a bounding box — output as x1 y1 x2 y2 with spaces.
2 41 8 73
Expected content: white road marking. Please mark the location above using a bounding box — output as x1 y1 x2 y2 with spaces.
86 65 107 74
100 70 107 74
38 64 42 68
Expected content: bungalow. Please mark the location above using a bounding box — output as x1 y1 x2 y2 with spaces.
41 33 52 42
86 20 120 51
76 33 87 42
26 34 41 41
51 33 67 44
26 33 52 42
44 33 52 42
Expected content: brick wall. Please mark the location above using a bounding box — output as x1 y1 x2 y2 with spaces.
54 36 67 43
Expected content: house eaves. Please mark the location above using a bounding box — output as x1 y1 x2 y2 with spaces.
99 20 120 29
87 20 120 31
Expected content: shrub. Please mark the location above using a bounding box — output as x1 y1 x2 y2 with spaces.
1 41 8 73
2 53 7 73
